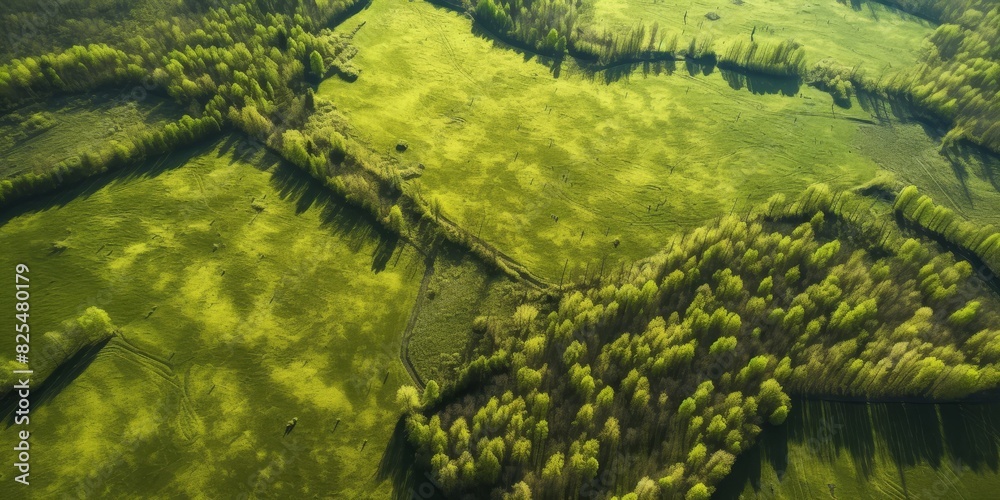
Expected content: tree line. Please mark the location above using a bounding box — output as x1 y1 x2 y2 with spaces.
829 0 1000 154
894 185 1000 281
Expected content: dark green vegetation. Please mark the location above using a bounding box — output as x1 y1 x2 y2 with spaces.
398 185 1000 498
0 0 363 209
717 398 1000 498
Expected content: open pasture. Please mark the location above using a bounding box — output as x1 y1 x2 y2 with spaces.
0 137 424 498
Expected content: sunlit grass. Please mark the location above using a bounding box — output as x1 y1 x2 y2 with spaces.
0 137 424 498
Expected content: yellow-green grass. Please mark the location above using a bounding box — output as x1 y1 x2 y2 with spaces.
717 399 1000 499
583 0 935 74
407 247 523 384
0 90 183 179
318 0 982 281
0 137 424 498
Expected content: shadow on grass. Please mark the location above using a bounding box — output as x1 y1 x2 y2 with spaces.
854 89 1000 196
467 23 565 79
266 155 402 273
942 139 1000 193
715 399 1000 498
0 336 113 427
855 88 925 124
0 136 219 227
377 417 448 500
686 57 716 77
721 69 801 96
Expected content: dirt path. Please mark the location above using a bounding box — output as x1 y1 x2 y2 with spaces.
398 251 436 389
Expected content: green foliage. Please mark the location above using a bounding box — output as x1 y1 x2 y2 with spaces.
874 1 1000 154
397 385 422 413
895 185 1000 278
385 205 406 234
309 50 326 78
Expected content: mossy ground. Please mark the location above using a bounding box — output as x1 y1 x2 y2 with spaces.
319 0 997 282
0 137 424 498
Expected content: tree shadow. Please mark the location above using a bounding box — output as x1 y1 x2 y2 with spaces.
266 159 402 273
466 22 564 78
0 137 217 228
855 88 914 123
685 57 717 77
0 336 113 427
376 417 448 500
942 139 1000 193
720 69 800 96
716 399 1000 498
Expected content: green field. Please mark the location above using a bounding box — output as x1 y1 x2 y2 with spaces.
405 246 523 385
0 137 424 498
319 0 996 281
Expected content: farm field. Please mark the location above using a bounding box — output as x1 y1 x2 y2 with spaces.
0 137 425 498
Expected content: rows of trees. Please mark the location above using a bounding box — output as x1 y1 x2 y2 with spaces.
472 0 574 56
718 39 807 78
467 0 816 77
894 185 1000 279
0 113 221 209
470 0 691 65
397 184 1000 498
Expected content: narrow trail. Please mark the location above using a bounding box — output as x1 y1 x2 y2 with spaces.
398 251 437 389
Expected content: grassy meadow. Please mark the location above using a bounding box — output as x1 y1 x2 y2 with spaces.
319 0 996 280
406 247 523 385
0 90 183 179
0 137 425 498
1 0 1000 497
